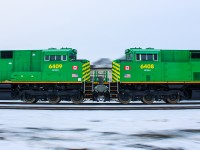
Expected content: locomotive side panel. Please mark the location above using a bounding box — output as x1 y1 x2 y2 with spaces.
11 50 42 82
163 62 192 82
161 50 192 82
0 51 14 82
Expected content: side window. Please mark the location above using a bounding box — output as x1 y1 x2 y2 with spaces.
44 55 67 61
44 55 50 61
136 54 158 61
191 52 200 59
62 55 67 61
126 53 133 60
147 54 153 61
154 54 158 61
136 54 140 61
1 51 13 59
69 53 76 60
56 55 61 61
50 55 56 61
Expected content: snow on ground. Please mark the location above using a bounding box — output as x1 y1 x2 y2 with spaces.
0 109 200 150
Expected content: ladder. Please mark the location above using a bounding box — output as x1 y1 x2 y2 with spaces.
108 71 118 99
83 71 95 99
84 82 93 99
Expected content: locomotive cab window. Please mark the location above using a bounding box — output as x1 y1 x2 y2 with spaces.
136 54 158 61
1 51 13 59
44 55 50 61
126 53 133 60
69 53 76 60
147 54 153 61
154 54 158 61
44 55 67 61
62 55 67 61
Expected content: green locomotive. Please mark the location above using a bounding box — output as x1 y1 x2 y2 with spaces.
0 48 90 104
112 48 200 104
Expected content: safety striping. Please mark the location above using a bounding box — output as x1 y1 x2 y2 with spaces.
112 62 120 82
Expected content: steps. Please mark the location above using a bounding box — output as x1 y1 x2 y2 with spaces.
84 82 93 99
109 82 118 99
83 82 119 100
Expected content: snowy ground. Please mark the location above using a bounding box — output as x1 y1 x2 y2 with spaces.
0 109 200 150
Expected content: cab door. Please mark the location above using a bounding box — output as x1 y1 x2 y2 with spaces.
30 51 41 71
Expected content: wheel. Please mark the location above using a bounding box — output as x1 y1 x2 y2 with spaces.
141 94 155 104
104 92 110 102
163 96 170 104
71 95 84 104
47 95 61 104
166 94 180 104
22 94 38 104
118 93 131 104
183 89 192 100
97 96 105 102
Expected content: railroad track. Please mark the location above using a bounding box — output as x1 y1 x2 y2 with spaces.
1 100 200 110
1 100 200 105
0 105 200 110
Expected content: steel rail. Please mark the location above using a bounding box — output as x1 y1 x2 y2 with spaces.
1 101 200 105
1 105 200 110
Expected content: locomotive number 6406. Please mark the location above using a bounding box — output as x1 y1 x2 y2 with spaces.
140 64 154 69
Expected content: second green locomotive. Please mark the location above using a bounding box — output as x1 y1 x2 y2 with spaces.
112 48 200 104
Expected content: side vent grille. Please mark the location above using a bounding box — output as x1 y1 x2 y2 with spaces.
193 72 200 80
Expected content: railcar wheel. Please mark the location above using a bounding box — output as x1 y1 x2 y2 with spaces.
47 95 61 104
118 93 131 104
163 96 170 104
71 95 84 104
166 94 180 104
183 89 192 100
23 94 38 104
141 95 155 104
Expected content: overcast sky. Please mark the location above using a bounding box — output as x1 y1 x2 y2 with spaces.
0 0 200 62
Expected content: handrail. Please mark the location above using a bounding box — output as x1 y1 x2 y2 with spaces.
83 80 85 93
92 71 94 92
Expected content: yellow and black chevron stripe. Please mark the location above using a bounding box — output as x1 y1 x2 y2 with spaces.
112 61 120 82
82 62 90 81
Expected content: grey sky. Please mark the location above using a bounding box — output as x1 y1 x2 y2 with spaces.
0 0 200 62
